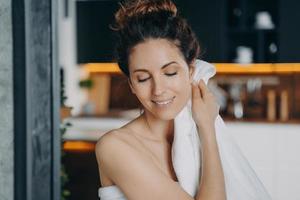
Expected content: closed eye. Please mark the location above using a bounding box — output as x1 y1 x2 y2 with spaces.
137 72 177 82
138 77 151 82
165 72 177 76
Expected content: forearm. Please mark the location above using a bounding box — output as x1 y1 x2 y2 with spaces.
195 126 226 200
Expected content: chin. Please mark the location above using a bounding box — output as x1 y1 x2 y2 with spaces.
149 104 186 120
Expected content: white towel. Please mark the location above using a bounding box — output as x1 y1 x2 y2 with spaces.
172 60 272 199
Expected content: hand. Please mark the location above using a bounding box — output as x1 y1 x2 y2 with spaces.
191 79 220 131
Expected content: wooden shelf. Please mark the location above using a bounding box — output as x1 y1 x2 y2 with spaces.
82 63 300 75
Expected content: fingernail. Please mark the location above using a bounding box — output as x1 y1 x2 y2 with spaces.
192 80 197 86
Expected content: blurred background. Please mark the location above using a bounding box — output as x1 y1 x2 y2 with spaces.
1 0 299 200
58 0 300 200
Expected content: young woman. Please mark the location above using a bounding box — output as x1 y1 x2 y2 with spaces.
95 0 271 200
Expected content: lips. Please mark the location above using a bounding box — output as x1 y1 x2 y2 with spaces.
151 96 175 105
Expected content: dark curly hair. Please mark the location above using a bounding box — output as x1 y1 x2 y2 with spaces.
112 0 200 77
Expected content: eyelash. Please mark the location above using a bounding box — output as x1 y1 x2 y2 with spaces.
165 72 177 76
137 72 178 82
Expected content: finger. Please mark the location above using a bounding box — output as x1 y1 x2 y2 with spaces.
198 79 208 97
192 81 202 100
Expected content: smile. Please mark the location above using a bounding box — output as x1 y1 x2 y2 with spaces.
152 96 175 105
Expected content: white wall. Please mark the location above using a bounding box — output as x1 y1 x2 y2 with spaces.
227 122 300 200
58 0 87 115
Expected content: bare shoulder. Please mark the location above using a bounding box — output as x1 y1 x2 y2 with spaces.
96 129 125 149
95 129 193 200
95 119 144 159
95 128 141 179
95 128 138 158
96 117 141 149
95 129 131 159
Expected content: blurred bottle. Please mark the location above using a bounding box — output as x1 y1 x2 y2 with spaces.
280 90 289 121
267 90 276 121
234 46 253 64
255 11 275 30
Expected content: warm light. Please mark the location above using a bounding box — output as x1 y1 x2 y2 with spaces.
82 63 120 73
273 63 300 73
82 63 300 74
215 63 300 74
63 141 95 152
214 63 275 74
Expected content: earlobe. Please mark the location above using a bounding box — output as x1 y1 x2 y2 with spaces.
189 64 196 83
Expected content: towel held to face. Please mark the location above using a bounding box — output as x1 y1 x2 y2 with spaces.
172 60 272 199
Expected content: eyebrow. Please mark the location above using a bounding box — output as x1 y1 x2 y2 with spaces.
133 61 178 73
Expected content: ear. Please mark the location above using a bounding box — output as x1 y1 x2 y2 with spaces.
189 60 196 83
128 78 136 94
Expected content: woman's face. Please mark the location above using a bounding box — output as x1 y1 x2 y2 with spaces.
128 39 194 120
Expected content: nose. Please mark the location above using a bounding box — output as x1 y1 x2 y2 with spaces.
152 76 166 96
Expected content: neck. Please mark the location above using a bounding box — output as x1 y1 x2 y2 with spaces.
139 111 174 144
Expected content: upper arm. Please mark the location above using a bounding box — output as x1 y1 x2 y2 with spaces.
95 133 194 200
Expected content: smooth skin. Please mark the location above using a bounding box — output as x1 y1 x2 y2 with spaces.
95 39 226 200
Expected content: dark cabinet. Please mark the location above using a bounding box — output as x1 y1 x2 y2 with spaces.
76 0 300 63
76 0 118 63
175 0 227 62
278 0 300 62
176 0 300 63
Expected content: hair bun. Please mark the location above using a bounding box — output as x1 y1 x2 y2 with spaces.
114 0 177 30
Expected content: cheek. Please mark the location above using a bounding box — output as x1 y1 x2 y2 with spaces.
172 74 191 91
172 78 192 100
132 84 151 100
179 83 191 98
